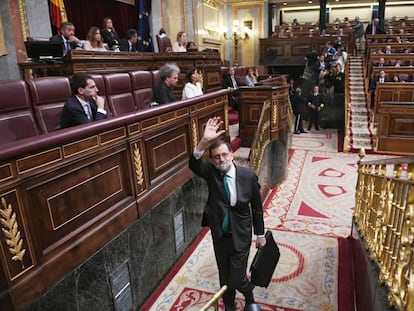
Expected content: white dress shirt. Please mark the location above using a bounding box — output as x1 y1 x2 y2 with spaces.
76 96 107 119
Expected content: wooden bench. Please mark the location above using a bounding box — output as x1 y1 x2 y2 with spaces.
368 54 414 79
375 100 414 154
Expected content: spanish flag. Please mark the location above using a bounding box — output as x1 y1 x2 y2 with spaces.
49 0 67 35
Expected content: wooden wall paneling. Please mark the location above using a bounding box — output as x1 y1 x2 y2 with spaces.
376 103 414 154
0 89 230 310
0 189 35 280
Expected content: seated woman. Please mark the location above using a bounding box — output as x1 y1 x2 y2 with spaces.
172 31 187 52
186 41 197 51
101 17 120 51
391 74 404 82
83 27 108 51
244 67 258 86
182 68 203 100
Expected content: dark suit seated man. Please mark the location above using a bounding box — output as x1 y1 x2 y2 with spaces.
222 67 242 111
370 70 390 90
119 28 138 52
189 116 266 311
152 63 180 105
50 21 82 55
60 73 107 129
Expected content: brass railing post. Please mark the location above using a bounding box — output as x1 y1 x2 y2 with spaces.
200 285 228 311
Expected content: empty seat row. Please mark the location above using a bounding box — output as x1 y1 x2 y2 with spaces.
0 70 161 145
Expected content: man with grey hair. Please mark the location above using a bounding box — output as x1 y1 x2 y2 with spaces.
152 63 180 105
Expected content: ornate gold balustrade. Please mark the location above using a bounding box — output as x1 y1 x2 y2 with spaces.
354 151 414 310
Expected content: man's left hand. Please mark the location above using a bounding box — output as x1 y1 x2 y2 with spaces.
256 236 266 249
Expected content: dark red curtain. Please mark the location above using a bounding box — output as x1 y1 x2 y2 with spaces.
63 0 149 40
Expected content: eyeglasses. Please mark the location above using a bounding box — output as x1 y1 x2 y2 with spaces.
212 152 231 161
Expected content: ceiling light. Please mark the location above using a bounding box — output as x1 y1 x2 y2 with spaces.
283 1 287 5
308 0 313 3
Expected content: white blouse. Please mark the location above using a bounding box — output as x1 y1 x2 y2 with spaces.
82 41 109 52
172 42 187 52
182 82 203 100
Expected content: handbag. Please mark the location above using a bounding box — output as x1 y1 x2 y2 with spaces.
250 230 280 288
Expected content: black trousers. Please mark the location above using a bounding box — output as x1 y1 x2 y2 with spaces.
308 109 320 130
212 234 255 311
294 113 304 132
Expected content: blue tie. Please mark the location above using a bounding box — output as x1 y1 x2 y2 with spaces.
222 175 231 233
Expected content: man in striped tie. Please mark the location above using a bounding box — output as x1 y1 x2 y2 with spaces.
189 116 266 311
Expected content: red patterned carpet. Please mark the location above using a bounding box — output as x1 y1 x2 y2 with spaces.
142 129 389 311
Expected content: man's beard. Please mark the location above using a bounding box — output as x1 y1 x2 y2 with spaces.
213 160 232 173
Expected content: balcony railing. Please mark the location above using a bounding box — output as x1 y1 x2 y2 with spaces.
354 150 414 310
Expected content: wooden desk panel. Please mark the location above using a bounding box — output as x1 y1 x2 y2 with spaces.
19 50 222 93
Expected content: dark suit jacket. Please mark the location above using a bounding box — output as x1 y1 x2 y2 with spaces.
152 80 176 105
119 38 137 52
308 93 325 109
291 93 308 114
365 23 385 35
370 77 390 90
60 95 107 129
101 28 120 48
222 74 241 89
49 34 78 53
189 155 265 252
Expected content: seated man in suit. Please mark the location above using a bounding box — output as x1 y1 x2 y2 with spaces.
222 67 241 111
49 21 83 55
152 63 180 105
374 57 387 67
189 116 266 311
60 73 107 129
119 29 138 52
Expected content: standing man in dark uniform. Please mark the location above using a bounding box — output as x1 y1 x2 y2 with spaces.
307 85 325 131
291 87 308 134
189 116 266 311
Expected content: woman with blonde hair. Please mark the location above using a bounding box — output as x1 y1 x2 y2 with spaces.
101 17 120 50
83 26 108 51
172 31 187 52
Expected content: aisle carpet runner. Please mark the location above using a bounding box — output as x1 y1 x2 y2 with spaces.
143 130 387 310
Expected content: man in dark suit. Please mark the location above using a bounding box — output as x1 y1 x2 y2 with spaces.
307 85 325 130
222 67 241 111
60 73 107 129
49 21 82 55
370 70 390 108
152 63 180 105
119 28 138 52
291 87 308 134
365 18 385 35
189 116 266 311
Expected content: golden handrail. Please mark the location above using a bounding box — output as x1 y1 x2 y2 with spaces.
200 285 228 311
354 152 414 310
249 100 271 174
